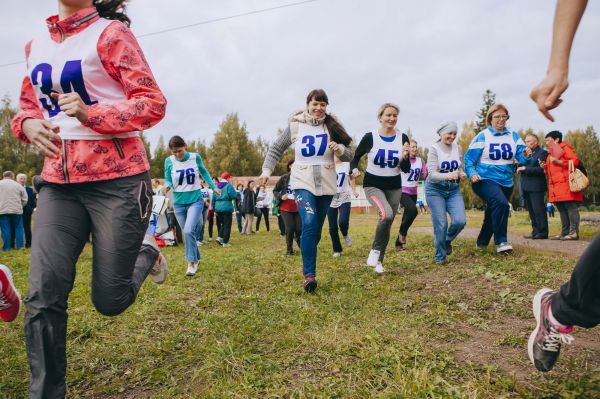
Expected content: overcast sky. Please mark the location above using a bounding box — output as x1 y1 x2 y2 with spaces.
1 0 598 151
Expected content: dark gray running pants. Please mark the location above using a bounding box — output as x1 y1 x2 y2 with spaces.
364 187 402 262
552 232 600 328
24 172 158 399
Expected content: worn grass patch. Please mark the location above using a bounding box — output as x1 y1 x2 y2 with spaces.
1 212 599 398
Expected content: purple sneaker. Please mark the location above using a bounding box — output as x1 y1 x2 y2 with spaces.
528 288 574 372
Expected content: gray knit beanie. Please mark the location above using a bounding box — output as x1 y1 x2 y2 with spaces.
437 121 458 136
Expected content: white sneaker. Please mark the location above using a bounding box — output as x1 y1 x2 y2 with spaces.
344 236 352 247
196 241 203 247
496 242 513 254
366 249 380 267
222 243 231 248
333 252 341 258
216 237 223 245
375 262 385 274
186 262 198 277
150 252 168 284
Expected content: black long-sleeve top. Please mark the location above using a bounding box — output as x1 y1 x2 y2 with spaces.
350 132 411 189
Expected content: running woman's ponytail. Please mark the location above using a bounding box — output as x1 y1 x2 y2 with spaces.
93 0 131 27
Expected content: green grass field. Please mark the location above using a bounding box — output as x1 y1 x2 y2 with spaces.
1 212 599 398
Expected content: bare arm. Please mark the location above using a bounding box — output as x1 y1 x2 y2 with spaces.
530 0 588 121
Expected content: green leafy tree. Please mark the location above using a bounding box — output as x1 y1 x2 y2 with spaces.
207 113 263 176
0 95 44 177
456 121 482 209
565 126 600 203
475 89 496 133
150 135 169 178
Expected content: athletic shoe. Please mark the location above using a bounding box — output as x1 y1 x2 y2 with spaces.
374 262 385 274
222 243 231 248
333 252 341 258
550 235 563 240
304 275 317 293
435 259 447 265
560 234 579 241
445 241 453 256
196 241 203 247
150 252 168 284
208 237 213 242
216 237 223 245
186 262 198 277
344 236 352 247
366 249 380 267
496 242 513 254
394 237 405 251
532 235 548 240
0 264 21 322
528 288 574 372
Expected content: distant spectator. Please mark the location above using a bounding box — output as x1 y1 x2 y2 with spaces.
542 130 582 240
255 185 272 232
234 183 244 233
241 181 257 234
16 173 36 248
516 133 549 239
152 178 163 195
547 202 555 218
0 171 28 251
212 172 238 247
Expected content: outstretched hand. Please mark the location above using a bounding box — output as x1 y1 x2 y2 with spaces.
530 70 568 122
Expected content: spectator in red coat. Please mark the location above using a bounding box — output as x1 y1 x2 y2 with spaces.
541 130 582 240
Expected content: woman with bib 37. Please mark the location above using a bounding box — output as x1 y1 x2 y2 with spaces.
260 89 354 292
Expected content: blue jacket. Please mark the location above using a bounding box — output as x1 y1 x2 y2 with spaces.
464 127 526 187
213 181 238 212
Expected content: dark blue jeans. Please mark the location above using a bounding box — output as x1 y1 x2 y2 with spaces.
295 189 332 277
472 180 513 246
327 202 351 253
0 214 24 251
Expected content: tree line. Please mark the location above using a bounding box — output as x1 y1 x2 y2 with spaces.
1 92 598 206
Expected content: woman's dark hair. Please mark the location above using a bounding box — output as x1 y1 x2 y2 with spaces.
236 184 244 190
246 180 255 189
306 89 352 146
286 157 295 172
545 130 563 143
168 135 186 149
93 0 131 27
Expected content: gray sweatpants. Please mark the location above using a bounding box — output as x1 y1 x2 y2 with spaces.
364 186 402 262
24 172 158 399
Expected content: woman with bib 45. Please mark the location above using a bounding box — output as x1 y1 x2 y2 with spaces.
465 104 526 253
350 103 410 274
260 89 354 293
164 135 219 276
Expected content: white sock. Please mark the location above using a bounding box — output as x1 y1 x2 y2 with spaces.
548 306 570 329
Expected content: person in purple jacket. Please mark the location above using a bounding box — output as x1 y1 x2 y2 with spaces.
396 139 427 250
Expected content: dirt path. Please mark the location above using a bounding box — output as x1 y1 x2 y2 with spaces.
411 226 590 258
